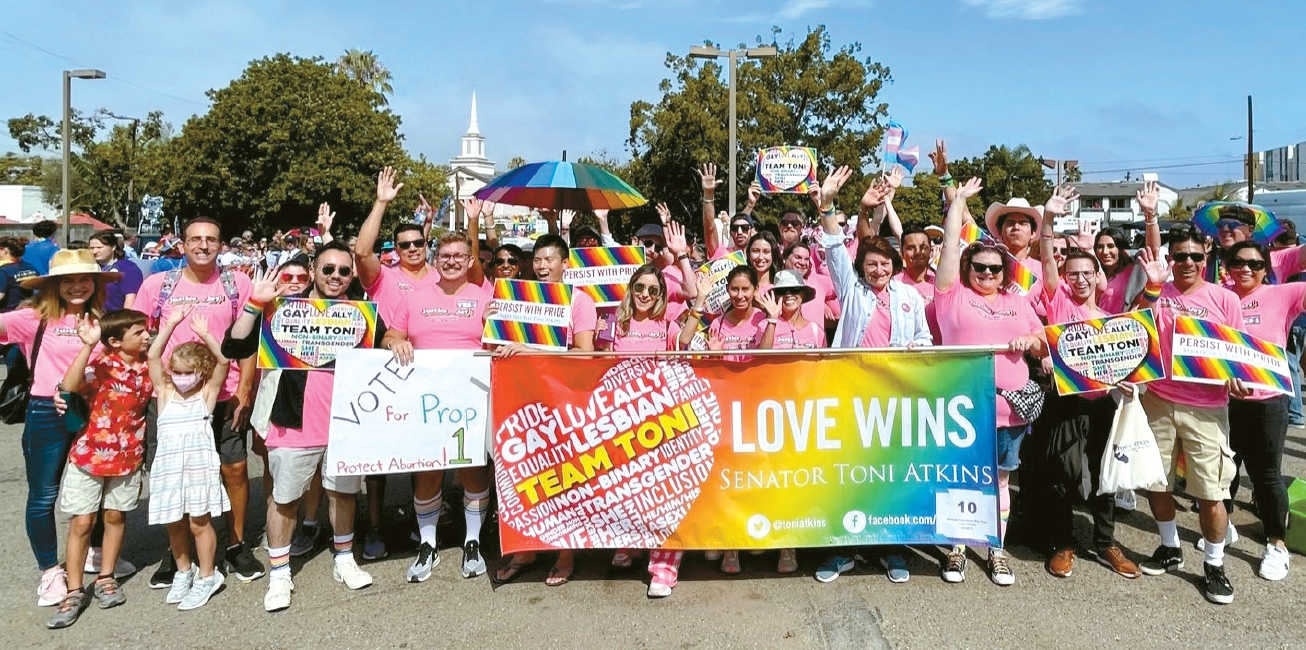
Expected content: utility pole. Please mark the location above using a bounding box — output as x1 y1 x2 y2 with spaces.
1247 95 1255 203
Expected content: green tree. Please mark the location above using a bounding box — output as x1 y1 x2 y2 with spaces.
1165 196 1193 222
948 144 1052 216
0 153 50 185
894 173 946 229
506 155 528 171
627 26 892 238
158 53 410 234
336 49 394 104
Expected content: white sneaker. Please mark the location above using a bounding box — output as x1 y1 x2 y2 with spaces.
85 549 138 579
703 550 722 561
36 566 68 607
1259 544 1290 581
264 574 294 612
988 549 1016 586
1196 523 1239 551
165 566 196 604
1114 490 1136 511
178 571 224 611
333 556 374 590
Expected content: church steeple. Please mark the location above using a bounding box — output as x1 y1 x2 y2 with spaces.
467 91 480 136
459 92 486 160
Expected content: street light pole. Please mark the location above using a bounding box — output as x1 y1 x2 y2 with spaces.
688 44 777 217
61 69 106 246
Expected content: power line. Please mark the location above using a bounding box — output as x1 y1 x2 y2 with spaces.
1078 158 1243 175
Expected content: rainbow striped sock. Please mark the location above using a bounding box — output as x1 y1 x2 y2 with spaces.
333 533 354 558
268 545 291 578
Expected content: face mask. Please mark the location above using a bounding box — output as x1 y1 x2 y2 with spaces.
170 371 202 393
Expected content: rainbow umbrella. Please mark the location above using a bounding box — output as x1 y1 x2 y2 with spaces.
474 158 647 211
1192 201 1282 244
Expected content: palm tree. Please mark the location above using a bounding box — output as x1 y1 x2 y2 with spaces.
336 49 394 104
1164 196 1192 222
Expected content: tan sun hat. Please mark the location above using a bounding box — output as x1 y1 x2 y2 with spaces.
984 198 1044 236
21 249 122 288
769 269 816 303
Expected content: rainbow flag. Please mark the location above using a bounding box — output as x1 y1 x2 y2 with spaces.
1170 315 1291 395
1006 258 1038 295
563 246 647 307
960 222 982 245
482 279 573 351
1044 309 1164 396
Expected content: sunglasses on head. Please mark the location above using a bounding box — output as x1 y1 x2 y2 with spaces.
1172 252 1205 264
730 223 752 233
320 264 352 277
280 272 309 283
1227 257 1266 271
492 257 519 267
631 283 662 297
396 239 426 250
969 262 1004 274
1216 219 1248 231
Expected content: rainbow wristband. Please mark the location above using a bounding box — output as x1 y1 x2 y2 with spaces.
244 298 267 314
1141 284 1162 302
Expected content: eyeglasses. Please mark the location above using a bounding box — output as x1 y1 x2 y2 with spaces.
1227 258 1267 271
1216 219 1248 231
729 224 752 233
320 264 352 277
631 283 662 297
437 253 469 262
186 236 220 245
1172 252 1206 263
1064 271 1095 280
396 239 427 250
641 239 665 252
280 272 309 284
492 257 519 267
969 262 1004 274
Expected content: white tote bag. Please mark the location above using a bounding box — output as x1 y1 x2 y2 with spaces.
1098 391 1166 494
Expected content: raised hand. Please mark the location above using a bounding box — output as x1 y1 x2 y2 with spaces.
316 202 336 234
1137 247 1170 285
165 303 195 327
757 292 782 319
76 314 101 347
376 166 403 203
252 267 286 303
655 202 672 226
416 193 434 221
860 177 892 210
695 272 716 297
955 177 983 201
666 220 690 256
1137 180 1160 215
811 165 854 208
885 166 905 189
560 209 575 232
747 181 762 207
929 139 948 177
1044 185 1080 217
191 313 210 338
698 163 721 196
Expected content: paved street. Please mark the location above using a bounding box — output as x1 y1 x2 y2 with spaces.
3 420 1304 649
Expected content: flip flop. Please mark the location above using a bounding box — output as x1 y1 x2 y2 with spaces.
491 557 538 585
545 563 574 587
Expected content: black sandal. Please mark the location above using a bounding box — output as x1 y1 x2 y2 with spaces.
492 556 539 585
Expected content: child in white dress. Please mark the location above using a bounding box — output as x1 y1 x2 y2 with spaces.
147 305 231 611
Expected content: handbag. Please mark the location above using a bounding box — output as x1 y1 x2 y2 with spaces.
998 379 1045 425
0 320 47 424
62 390 91 434
1097 391 1166 494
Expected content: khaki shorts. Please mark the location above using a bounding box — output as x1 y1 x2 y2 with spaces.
59 464 142 516
1140 391 1236 502
267 446 361 504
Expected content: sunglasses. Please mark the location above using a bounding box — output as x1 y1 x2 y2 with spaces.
729 224 752 233
320 264 352 277
492 257 519 267
396 239 427 250
780 220 803 228
837 221 848 229
631 283 662 297
1227 258 1267 271
773 288 804 298
969 262 1004 274
280 272 309 283
929 237 943 245
1216 219 1248 231
1171 252 1205 264
641 239 666 252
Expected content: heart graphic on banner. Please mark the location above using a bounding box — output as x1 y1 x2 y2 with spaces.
1058 316 1151 386
269 301 369 367
495 357 720 549
758 148 814 190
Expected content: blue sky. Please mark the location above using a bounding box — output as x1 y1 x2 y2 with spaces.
3 0 1305 189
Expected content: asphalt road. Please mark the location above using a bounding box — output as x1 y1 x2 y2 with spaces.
3 421 1304 649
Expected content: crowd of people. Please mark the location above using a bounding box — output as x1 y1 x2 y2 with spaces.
5 140 1301 629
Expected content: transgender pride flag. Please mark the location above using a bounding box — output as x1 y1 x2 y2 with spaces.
884 120 919 173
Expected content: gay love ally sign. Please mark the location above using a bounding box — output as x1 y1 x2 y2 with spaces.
697 251 748 315
1044 309 1164 396
258 298 377 369
1171 316 1291 395
756 146 818 194
482 279 573 351
326 349 489 475
492 351 1000 553
563 246 647 307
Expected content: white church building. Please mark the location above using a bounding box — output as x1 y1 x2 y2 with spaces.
446 93 535 236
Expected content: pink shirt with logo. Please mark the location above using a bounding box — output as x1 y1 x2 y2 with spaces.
897 270 939 343
1149 281 1242 409
1042 283 1101 324
610 317 681 352
856 287 895 349
265 370 336 449
707 309 767 350
0 310 102 397
366 264 441 326
774 319 825 350
136 269 253 399
1098 268 1134 314
935 283 1043 427
1234 282 1306 401
391 281 491 351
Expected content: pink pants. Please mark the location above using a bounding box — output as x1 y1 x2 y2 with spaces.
648 550 683 586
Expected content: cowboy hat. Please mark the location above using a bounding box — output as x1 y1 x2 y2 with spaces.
21 249 122 288
984 198 1043 236
769 269 816 303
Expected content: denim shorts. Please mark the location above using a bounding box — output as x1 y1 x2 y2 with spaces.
996 425 1031 472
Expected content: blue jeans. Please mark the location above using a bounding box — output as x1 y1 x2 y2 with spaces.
1287 321 1305 424
996 425 1030 471
21 398 71 571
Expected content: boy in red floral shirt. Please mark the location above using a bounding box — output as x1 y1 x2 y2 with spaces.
47 309 153 629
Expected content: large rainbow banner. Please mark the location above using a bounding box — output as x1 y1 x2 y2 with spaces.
563 246 647 307
492 350 1000 553
482 279 573 351
1045 309 1164 396
1171 315 1291 396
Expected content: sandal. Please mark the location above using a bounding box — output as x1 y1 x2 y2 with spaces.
778 549 798 574
545 563 574 587
93 575 126 609
491 556 538 585
611 551 633 568
47 591 87 629
720 551 741 574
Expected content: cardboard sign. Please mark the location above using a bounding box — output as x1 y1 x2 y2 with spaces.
756 146 818 194
258 298 377 369
563 246 647 307
482 279 573 351
1044 309 1164 395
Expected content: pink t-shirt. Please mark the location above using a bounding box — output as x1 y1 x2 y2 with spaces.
265 370 336 448
856 287 895 348
611 317 681 352
1042 283 1102 325
1098 268 1134 314
391 281 491 351
935 282 1043 427
365 264 441 326
136 269 253 399
569 290 599 347
707 309 767 350
1149 282 1242 409
897 270 939 343
661 265 689 322
774 319 825 350
1235 282 1306 401
0 310 102 397
807 271 840 322
1272 246 1304 283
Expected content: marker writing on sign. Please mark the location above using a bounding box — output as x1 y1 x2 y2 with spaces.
332 355 415 425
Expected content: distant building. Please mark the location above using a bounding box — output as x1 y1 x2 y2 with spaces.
0 185 59 223
1255 142 1305 183
1059 174 1179 230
